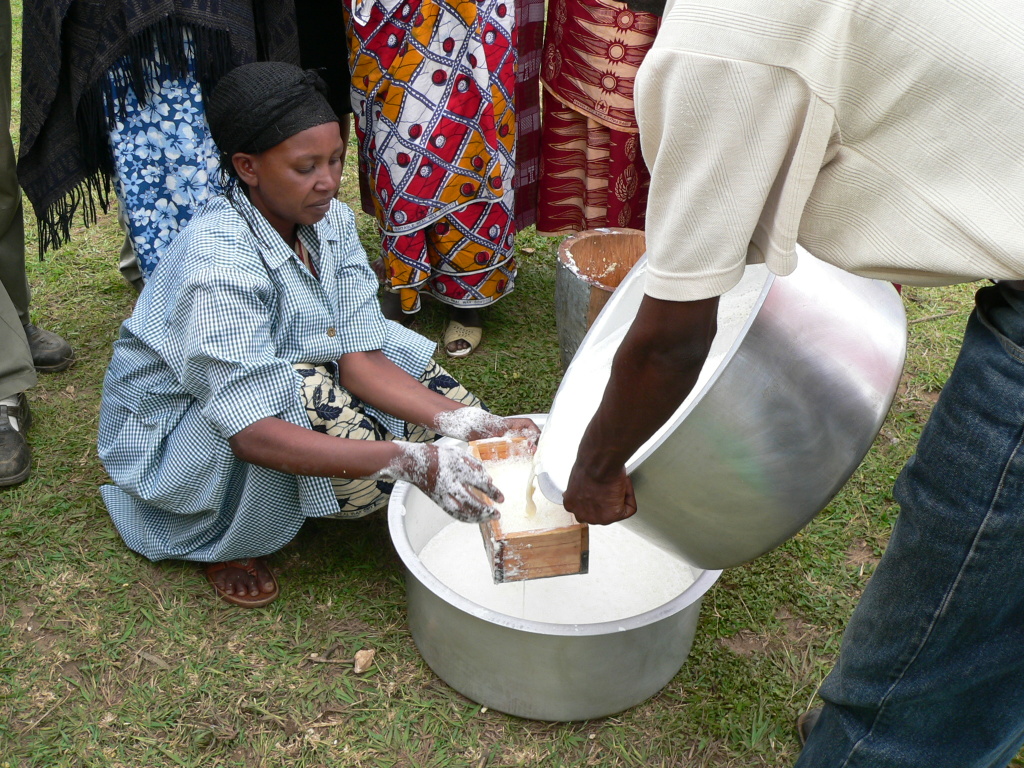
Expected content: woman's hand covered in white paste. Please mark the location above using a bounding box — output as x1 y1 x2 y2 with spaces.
434 407 541 444
381 442 504 523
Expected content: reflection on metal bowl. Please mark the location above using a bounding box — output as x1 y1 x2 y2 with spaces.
539 247 908 569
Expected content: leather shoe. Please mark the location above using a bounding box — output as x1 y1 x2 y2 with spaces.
0 393 32 486
797 706 823 745
23 323 74 372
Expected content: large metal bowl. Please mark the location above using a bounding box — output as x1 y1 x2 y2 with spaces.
539 247 907 569
388 415 722 722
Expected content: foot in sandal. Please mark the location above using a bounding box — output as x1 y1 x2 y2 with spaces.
205 558 279 608
444 307 482 358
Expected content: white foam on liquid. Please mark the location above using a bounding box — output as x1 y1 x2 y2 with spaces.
535 266 768 492
419 521 699 624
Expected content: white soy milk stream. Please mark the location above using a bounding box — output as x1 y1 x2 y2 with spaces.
419 520 699 624
485 456 572 532
535 265 768 493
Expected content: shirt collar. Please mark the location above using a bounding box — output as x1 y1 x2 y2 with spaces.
226 187 342 270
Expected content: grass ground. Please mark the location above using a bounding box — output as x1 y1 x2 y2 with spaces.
1 4 1015 767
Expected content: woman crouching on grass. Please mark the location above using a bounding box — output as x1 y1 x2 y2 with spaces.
97 62 537 608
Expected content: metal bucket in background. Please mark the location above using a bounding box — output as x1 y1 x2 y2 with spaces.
555 228 646 370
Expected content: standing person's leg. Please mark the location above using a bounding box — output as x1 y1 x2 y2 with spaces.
377 203 518 356
346 0 516 351
796 283 1024 768
0 277 35 485
377 227 430 322
116 207 144 293
0 0 71 374
427 201 516 358
0 0 33 486
0 0 58 486
0 0 25 327
104 33 224 282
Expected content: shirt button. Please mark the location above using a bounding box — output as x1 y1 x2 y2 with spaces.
327 328 337 337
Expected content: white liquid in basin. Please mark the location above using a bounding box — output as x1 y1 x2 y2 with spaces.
419 521 699 625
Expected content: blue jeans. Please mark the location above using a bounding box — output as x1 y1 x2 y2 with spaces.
796 284 1024 768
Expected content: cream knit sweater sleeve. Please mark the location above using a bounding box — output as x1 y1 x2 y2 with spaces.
637 0 1024 297
637 50 834 302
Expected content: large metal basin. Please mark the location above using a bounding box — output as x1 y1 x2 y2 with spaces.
388 415 722 722
539 247 907 569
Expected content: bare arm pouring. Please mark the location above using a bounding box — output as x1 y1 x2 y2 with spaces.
563 294 719 524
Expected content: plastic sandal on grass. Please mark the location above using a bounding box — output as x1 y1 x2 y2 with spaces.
444 320 482 358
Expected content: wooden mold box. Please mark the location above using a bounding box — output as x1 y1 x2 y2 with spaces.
469 437 589 584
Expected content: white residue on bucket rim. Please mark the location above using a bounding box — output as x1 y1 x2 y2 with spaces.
560 246 578 271
559 246 624 290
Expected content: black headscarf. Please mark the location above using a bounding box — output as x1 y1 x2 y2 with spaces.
207 62 338 162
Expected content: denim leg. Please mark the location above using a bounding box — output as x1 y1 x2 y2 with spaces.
796 284 1024 768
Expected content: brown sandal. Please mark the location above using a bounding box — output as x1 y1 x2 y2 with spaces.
205 558 279 608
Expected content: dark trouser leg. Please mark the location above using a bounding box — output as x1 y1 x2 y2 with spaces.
797 284 1024 768
0 0 35 400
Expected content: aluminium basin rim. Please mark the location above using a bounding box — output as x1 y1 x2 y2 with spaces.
387 415 723 638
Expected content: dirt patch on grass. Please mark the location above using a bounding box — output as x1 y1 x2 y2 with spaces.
845 539 880 572
719 606 817 659
775 606 816 645
719 629 764 658
8 598 42 632
6 598 65 655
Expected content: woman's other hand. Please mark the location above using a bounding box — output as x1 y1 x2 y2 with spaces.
434 407 540 444
498 417 541 442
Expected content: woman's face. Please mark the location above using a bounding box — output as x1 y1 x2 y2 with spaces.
233 122 345 243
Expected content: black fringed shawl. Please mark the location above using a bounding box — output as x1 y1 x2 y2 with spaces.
18 0 300 255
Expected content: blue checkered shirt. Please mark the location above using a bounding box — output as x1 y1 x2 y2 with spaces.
98 193 436 562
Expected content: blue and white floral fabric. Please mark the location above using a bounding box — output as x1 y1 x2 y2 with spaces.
106 35 224 279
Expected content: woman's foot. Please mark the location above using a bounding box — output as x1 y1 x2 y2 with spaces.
205 558 279 608
444 307 482 358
